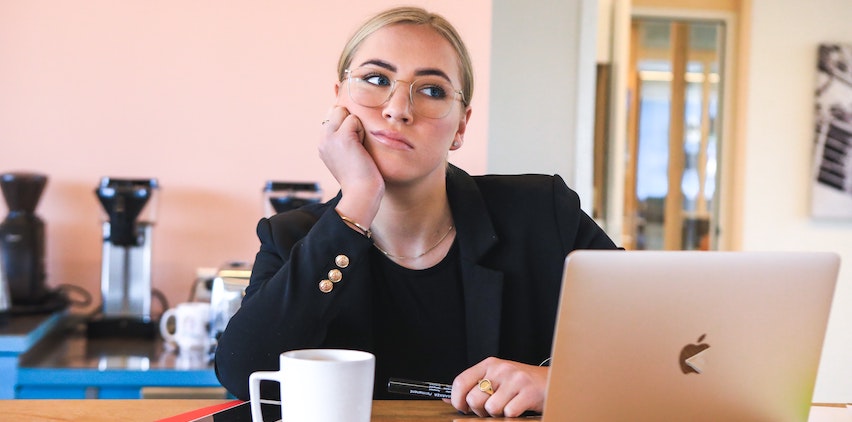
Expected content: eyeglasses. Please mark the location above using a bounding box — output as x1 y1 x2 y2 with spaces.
344 67 465 119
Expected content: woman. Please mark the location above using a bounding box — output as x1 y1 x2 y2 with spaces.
214 6 618 417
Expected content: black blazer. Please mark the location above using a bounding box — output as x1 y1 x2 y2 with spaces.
215 165 618 400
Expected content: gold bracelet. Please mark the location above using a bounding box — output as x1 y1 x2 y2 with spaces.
339 214 372 239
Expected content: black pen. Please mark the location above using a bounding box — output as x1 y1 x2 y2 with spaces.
387 377 453 399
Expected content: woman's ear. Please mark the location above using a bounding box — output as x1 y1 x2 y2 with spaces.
451 107 472 151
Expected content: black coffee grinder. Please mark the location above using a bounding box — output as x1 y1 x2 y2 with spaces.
87 177 159 338
0 172 51 308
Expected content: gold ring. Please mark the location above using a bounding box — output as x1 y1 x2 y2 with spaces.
478 379 494 395
321 119 330 126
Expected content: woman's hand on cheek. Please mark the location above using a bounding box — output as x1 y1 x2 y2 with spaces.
318 106 384 226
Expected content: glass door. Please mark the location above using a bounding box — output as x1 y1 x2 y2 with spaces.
623 18 725 250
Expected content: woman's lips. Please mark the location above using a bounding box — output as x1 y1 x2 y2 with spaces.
370 130 413 150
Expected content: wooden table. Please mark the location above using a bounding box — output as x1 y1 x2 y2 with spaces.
1 399 848 421
0 399 538 421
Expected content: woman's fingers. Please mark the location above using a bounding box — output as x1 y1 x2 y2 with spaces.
450 357 549 418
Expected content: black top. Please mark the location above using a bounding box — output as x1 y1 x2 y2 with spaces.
372 241 467 399
214 165 619 400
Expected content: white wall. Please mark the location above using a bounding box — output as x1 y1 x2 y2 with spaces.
488 0 598 211
743 0 852 403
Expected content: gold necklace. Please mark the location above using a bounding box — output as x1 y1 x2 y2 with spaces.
373 225 455 260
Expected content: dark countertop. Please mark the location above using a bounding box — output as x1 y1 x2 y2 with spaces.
19 314 214 371
14 314 222 398
0 311 65 353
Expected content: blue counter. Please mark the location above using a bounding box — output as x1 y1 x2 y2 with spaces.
0 312 65 399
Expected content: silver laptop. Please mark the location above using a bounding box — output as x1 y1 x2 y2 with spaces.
543 250 840 422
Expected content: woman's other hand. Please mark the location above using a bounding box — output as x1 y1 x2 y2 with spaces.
445 357 548 418
318 106 384 227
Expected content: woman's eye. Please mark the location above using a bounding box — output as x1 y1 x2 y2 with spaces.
418 85 448 99
364 74 391 86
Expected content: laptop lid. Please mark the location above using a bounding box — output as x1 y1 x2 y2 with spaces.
543 251 840 422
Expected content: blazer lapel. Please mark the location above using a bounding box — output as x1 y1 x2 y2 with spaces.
446 165 505 364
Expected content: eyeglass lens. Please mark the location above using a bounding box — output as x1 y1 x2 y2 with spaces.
347 68 460 118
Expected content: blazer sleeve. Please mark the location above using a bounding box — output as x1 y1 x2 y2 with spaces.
214 207 375 400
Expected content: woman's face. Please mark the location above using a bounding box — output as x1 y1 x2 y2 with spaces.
335 24 471 186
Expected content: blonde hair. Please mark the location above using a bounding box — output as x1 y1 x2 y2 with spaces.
336 6 473 107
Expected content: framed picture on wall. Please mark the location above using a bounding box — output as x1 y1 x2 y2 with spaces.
812 43 852 218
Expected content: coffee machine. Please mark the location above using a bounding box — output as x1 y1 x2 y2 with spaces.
263 181 322 217
87 177 159 338
0 172 51 308
208 261 251 351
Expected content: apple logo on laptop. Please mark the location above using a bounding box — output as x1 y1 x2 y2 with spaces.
679 334 710 374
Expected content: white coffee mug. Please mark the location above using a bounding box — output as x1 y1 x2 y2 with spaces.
159 302 211 352
249 349 375 422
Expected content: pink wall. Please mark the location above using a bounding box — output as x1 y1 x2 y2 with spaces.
0 1 491 313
